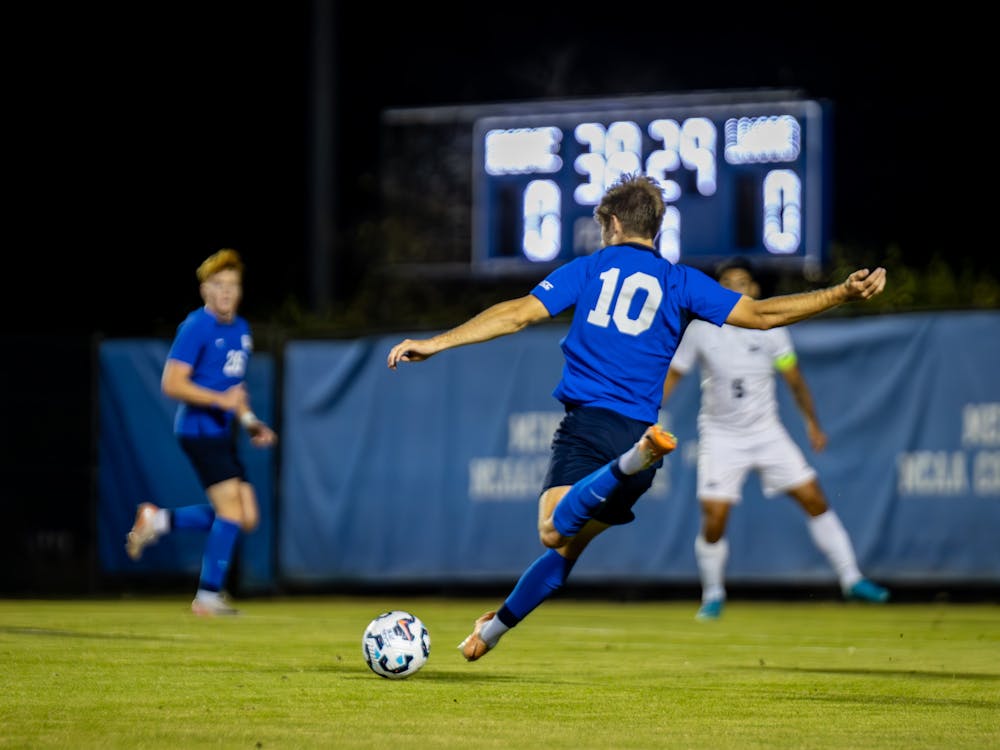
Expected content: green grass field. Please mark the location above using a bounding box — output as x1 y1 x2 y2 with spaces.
1 596 997 749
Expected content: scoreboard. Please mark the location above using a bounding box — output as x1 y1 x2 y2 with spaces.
471 91 831 278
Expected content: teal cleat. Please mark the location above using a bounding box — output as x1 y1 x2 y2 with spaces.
695 599 724 621
845 578 890 603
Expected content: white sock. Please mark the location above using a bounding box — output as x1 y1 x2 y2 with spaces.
695 535 728 602
807 509 862 591
479 615 510 648
152 509 170 534
195 589 222 603
618 442 648 475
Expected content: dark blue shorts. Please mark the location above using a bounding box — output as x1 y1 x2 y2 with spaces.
542 405 660 526
179 435 246 489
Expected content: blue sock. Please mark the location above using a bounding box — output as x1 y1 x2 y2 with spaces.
551 460 626 537
198 518 240 593
170 504 215 531
500 549 577 624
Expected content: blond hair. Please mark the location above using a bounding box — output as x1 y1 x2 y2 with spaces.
196 248 245 282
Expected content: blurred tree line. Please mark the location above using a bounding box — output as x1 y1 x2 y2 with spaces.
776 244 999 313
255 236 998 345
249 115 998 341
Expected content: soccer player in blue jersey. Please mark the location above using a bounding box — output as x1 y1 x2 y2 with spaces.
125 248 277 616
386 173 887 660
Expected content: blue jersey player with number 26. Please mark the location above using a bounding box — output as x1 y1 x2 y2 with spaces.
126 248 277 617
386 172 887 661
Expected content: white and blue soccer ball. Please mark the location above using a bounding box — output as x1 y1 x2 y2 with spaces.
362 610 431 679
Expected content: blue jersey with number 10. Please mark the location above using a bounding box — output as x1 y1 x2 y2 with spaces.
531 243 740 424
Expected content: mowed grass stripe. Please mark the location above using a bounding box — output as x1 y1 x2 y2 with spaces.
1 598 997 749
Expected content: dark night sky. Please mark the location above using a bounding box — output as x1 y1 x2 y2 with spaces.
11 3 988 337
4 3 991 592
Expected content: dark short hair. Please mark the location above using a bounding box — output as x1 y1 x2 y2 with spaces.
714 255 754 281
594 172 666 241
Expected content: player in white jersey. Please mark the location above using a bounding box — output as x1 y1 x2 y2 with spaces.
662 257 889 620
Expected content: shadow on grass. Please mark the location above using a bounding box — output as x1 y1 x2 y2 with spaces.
249 661 524 682
0 625 187 642
742 664 1000 681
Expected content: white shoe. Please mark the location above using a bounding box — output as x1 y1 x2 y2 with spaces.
191 593 240 617
125 503 161 560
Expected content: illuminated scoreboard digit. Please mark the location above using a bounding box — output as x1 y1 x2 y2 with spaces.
471 93 831 277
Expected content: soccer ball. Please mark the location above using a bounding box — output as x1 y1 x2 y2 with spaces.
362 610 431 679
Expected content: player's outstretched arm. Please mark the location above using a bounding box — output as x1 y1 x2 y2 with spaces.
387 294 550 370
726 267 886 330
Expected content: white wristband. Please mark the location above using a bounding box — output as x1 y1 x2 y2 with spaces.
240 411 260 429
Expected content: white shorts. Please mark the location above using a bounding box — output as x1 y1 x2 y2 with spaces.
696 424 816 503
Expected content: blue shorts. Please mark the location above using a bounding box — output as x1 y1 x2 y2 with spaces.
179 435 246 489
542 405 660 526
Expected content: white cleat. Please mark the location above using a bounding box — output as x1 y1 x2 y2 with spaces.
191 593 240 617
125 502 161 560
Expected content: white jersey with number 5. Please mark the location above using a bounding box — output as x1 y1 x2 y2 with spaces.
671 320 795 435
672 320 816 500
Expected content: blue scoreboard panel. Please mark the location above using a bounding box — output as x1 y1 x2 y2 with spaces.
472 92 831 278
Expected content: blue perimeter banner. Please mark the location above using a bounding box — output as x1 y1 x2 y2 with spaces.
97 339 276 591
277 311 999 587
97 312 1000 589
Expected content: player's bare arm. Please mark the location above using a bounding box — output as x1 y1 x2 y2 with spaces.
726 267 886 330
245 420 278 448
660 367 685 404
781 365 827 452
161 359 247 412
387 295 550 369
